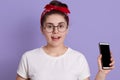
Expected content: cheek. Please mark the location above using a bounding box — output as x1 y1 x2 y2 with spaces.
63 30 68 36
43 32 51 40
61 32 68 39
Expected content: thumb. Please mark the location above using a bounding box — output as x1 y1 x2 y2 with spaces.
98 54 102 70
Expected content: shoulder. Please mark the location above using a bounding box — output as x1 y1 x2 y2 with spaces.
24 48 40 55
67 48 89 70
66 48 88 64
68 48 86 59
21 48 41 59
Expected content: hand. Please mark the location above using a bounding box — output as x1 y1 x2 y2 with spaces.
95 53 115 80
98 53 115 75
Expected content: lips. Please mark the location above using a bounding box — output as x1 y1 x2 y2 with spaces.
51 36 61 41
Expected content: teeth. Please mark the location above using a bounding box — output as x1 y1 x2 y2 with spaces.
52 36 59 38
52 37 59 39
53 37 58 38
52 36 60 39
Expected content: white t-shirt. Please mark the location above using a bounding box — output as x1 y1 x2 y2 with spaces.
17 47 90 80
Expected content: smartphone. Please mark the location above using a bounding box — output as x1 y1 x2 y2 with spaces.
99 42 111 69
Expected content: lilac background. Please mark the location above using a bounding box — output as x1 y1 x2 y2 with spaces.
0 0 119 80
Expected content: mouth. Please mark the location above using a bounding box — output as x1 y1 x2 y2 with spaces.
51 36 61 41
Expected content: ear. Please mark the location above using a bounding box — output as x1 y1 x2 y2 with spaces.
40 26 44 34
66 27 69 34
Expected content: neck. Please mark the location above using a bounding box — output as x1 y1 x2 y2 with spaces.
43 44 68 57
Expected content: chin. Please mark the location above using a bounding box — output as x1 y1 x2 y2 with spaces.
49 42 64 47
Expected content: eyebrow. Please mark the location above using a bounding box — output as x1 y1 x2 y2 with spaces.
45 22 65 25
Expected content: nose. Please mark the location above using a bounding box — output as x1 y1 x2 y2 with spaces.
52 27 59 34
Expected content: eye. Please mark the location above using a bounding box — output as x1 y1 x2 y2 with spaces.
46 24 53 29
58 24 65 28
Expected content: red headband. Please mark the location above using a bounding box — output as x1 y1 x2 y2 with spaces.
41 4 70 17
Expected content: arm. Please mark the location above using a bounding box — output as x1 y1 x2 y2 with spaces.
95 54 115 80
16 74 27 80
16 74 30 80
84 77 90 80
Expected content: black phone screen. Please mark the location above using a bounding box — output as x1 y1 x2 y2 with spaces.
99 43 111 67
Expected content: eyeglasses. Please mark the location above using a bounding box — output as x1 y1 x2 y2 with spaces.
43 22 68 33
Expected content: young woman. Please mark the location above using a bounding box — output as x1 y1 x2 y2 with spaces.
16 1 114 80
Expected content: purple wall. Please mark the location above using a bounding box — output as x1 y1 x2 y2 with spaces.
0 0 119 80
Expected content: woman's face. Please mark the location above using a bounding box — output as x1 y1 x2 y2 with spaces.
41 14 68 47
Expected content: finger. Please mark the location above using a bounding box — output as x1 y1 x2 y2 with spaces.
110 65 115 70
110 57 115 62
98 54 102 70
110 52 113 58
110 51 112 55
110 60 115 66
110 52 114 58
98 54 101 64
110 56 115 64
